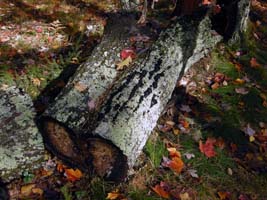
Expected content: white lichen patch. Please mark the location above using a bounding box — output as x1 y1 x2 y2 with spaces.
0 86 45 182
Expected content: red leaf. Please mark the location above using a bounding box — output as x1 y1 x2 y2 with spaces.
120 48 136 60
199 138 216 158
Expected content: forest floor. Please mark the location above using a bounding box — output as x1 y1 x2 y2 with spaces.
1 0 267 199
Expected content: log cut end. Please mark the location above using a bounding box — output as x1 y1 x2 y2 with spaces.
38 117 128 181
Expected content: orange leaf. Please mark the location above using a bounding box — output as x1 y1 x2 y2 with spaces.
151 184 170 199
199 138 216 158
57 163 67 173
218 191 231 199
64 168 82 182
250 57 261 68
215 137 225 149
167 157 184 173
106 191 121 200
167 147 181 158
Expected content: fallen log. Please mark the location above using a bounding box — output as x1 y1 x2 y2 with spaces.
40 0 250 181
40 13 222 180
0 86 45 182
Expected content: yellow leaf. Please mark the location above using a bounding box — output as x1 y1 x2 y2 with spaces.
116 56 132 70
21 184 35 196
234 78 245 84
106 191 121 200
173 128 180 135
180 192 191 200
74 82 87 92
249 135 255 142
31 78 41 86
64 168 82 182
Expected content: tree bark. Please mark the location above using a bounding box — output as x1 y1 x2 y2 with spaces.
40 13 222 180
0 86 45 182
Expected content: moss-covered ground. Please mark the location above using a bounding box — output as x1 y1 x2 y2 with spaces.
1 0 267 199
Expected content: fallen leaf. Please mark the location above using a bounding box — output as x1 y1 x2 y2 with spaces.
120 48 136 60
40 168 53 177
235 87 249 95
116 56 132 70
64 168 82 182
167 147 181 158
32 78 41 86
165 121 175 127
215 137 225 149
32 188 44 196
235 63 242 71
234 78 245 84
21 184 35 196
74 82 87 92
180 105 192 112
199 138 216 158
151 183 170 199
106 190 121 200
211 82 220 90
184 153 195 160
180 192 191 200
227 168 233 175
218 191 231 200
158 124 173 133
173 128 180 135
166 157 184 173
57 163 67 173
188 169 199 178
250 57 261 68
249 135 255 142
243 124 256 136
214 73 225 83
179 119 190 129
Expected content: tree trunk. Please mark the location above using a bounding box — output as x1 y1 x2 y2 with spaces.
0 86 45 182
40 13 222 180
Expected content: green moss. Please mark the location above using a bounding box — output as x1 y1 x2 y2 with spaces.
211 52 239 79
60 185 72 200
144 135 168 167
128 190 162 200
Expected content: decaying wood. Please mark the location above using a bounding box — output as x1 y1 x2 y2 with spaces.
0 86 45 182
